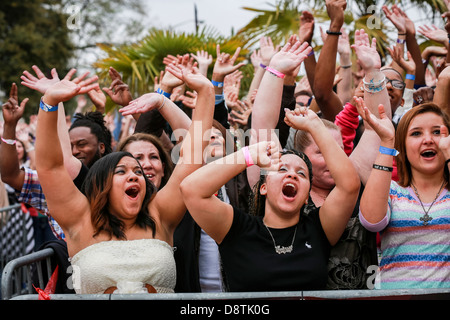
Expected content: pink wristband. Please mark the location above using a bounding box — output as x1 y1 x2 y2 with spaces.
265 66 285 79
242 146 254 167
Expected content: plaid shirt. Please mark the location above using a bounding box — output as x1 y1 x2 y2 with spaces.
16 167 65 240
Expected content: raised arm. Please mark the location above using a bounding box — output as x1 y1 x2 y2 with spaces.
313 0 347 121
21 66 88 179
0 83 29 190
349 29 391 185
356 101 396 227
150 60 215 233
36 75 98 232
433 65 450 113
248 38 312 187
285 106 360 245
180 140 279 244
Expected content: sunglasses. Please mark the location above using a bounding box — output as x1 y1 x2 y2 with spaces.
385 78 405 90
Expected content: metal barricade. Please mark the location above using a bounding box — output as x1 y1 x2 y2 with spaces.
0 203 36 299
1 248 54 300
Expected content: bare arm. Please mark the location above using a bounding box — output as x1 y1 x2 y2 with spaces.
313 0 347 121
285 107 360 245
349 29 391 186
0 83 28 190
36 75 99 233
248 39 312 188
151 61 215 233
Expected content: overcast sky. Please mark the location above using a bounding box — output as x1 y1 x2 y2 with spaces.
142 0 275 36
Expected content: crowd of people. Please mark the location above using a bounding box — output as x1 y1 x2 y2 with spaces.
1 0 450 295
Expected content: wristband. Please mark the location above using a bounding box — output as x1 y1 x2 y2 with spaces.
242 146 254 167
396 38 406 44
156 87 171 98
157 95 166 111
373 164 393 172
265 66 285 79
211 80 224 88
379 145 399 156
259 63 267 69
326 30 342 36
405 74 415 80
39 98 58 112
1 137 16 145
341 64 352 69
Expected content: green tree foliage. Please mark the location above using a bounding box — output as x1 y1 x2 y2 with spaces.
94 27 249 113
0 0 74 120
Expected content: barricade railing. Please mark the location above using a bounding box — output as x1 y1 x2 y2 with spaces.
1 247 54 300
8 288 450 300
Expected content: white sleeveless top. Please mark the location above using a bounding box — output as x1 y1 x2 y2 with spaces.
69 239 176 294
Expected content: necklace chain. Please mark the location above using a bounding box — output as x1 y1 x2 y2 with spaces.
264 224 297 254
411 181 445 226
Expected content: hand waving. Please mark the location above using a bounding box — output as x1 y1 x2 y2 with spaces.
351 29 380 72
268 38 312 75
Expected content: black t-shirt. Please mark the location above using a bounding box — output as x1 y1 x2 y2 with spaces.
219 206 331 292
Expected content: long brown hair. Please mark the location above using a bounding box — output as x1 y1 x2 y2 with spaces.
117 133 174 189
395 103 450 187
82 151 157 240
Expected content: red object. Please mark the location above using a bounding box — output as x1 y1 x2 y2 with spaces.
33 265 59 300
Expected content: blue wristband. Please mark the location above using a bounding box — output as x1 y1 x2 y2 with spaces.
39 98 58 112
405 74 415 80
156 87 171 98
211 80 223 88
379 146 399 156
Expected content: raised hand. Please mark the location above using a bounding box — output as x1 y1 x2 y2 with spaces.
418 25 449 46
439 125 450 162
382 5 406 34
326 0 347 31
298 11 315 44
388 46 416 75
119 93 162 116
166 57 212 93
259 36 279 66
268 39 312 75
21 66 80 94
161 54 190 90
102 67 133 107
2 83 29 125
354 97 395 143
191 50 213 76
213 44 246 78
250 140 281 170
42 75 99 107
351 29 380 72
284 105 321 132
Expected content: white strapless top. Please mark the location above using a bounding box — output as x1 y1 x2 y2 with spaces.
69 239 176 294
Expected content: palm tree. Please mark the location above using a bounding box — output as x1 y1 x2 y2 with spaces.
237 0 448 57
93 26 249 112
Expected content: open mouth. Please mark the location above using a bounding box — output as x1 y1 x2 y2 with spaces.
145 174 154 180
125 186 140 198
420 150 437 159
282 183 297 199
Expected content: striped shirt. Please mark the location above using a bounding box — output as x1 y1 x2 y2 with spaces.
377 181 450 289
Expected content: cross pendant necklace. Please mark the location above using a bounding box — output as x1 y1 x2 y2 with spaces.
411 181 445 226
